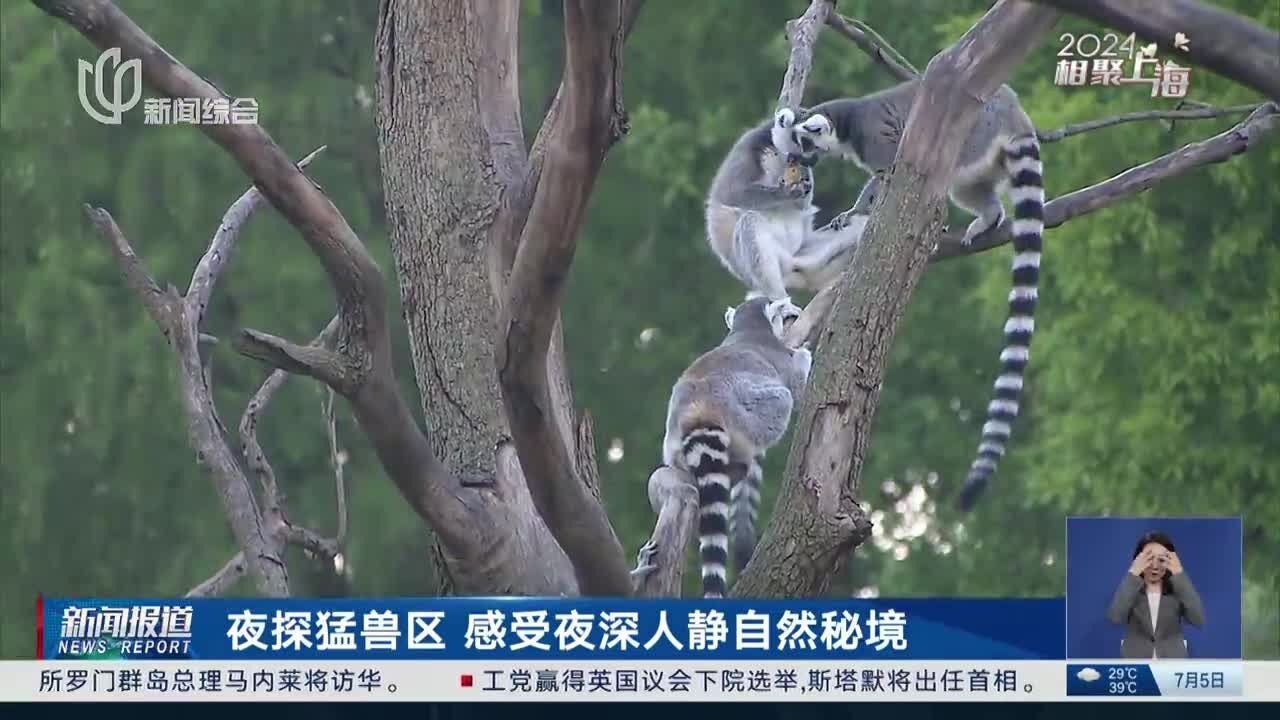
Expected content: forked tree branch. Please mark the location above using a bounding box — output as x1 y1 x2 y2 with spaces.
187 145 326 327
495 0 646 285
85 148 344 600
36 0 502 582
84 206 289 597
238 315 342 525
1039 0 1280 102
495 0 635 596
177 147 340 598
740 0 1061 598
375 0 583 596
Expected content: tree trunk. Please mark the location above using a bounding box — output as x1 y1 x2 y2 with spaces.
735 0 1060 597
374 0 577 595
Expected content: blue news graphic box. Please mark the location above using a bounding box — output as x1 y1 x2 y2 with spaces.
1065 516 1242 659
41 598 1068 661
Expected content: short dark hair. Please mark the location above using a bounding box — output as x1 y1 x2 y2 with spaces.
1133 530 1176 594
1132 530 1176 558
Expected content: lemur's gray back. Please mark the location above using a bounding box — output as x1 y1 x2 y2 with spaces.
707 121 778 206
668 301 805 455
807 82 1035 171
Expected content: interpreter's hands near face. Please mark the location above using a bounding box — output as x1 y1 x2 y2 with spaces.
1129 547 1153 577
1166 551 1183 575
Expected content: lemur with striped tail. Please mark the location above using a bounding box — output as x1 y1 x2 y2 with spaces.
785 82 1045 510
659 297 810 597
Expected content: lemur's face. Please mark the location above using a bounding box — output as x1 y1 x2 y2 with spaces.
795 114 840 154
726 296 801 341
772 108 820 167
765 297 802 339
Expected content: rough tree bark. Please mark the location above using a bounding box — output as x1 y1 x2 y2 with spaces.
494 0 635 596
735 0 1062 597
374 0 645 595
374 0 578 595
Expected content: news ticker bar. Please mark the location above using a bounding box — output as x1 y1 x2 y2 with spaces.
2 661 1274 702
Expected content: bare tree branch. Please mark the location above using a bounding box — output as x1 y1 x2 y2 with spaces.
188 512 346 598
239 315 341 511
738 0 1062 598
278 522 342 565
778 0 834 109
240 372 289 512
495 2 647 569
1039 0 1280 102
234 328 350 391
495 0 634 596
83 205 290 597
89 148 351 600
187 145 326 327
825 13 919 82
1037 102 1263 143
934 102 1280 260
494 1 646 288
633 466 699 598
36 0 530 588
186 553 246 598
192 316 350 599
321 385 349 545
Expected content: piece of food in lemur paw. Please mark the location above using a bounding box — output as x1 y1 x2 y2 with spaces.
782 161 805 189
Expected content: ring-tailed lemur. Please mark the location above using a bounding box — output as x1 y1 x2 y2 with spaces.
719 296 803 573
705 109 870 302
788 83 1045 510
663 297 811 597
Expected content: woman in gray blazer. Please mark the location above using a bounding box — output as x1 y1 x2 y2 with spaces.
1107 531 1206 659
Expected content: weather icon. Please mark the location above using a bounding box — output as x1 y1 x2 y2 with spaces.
1076 667 1101 683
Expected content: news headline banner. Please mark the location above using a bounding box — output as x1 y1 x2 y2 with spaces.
40 598 1064 661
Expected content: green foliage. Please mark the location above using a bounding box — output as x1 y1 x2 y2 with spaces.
1 0 1275 660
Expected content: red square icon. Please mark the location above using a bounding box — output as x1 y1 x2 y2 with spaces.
459 674 474 688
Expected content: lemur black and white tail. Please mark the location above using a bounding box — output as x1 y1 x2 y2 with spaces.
729 455 763 574
959 134 1044 511
684 425 732 597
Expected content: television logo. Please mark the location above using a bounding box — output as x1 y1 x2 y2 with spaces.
75 48 260 126
55 604 194 657
78 47 142 125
